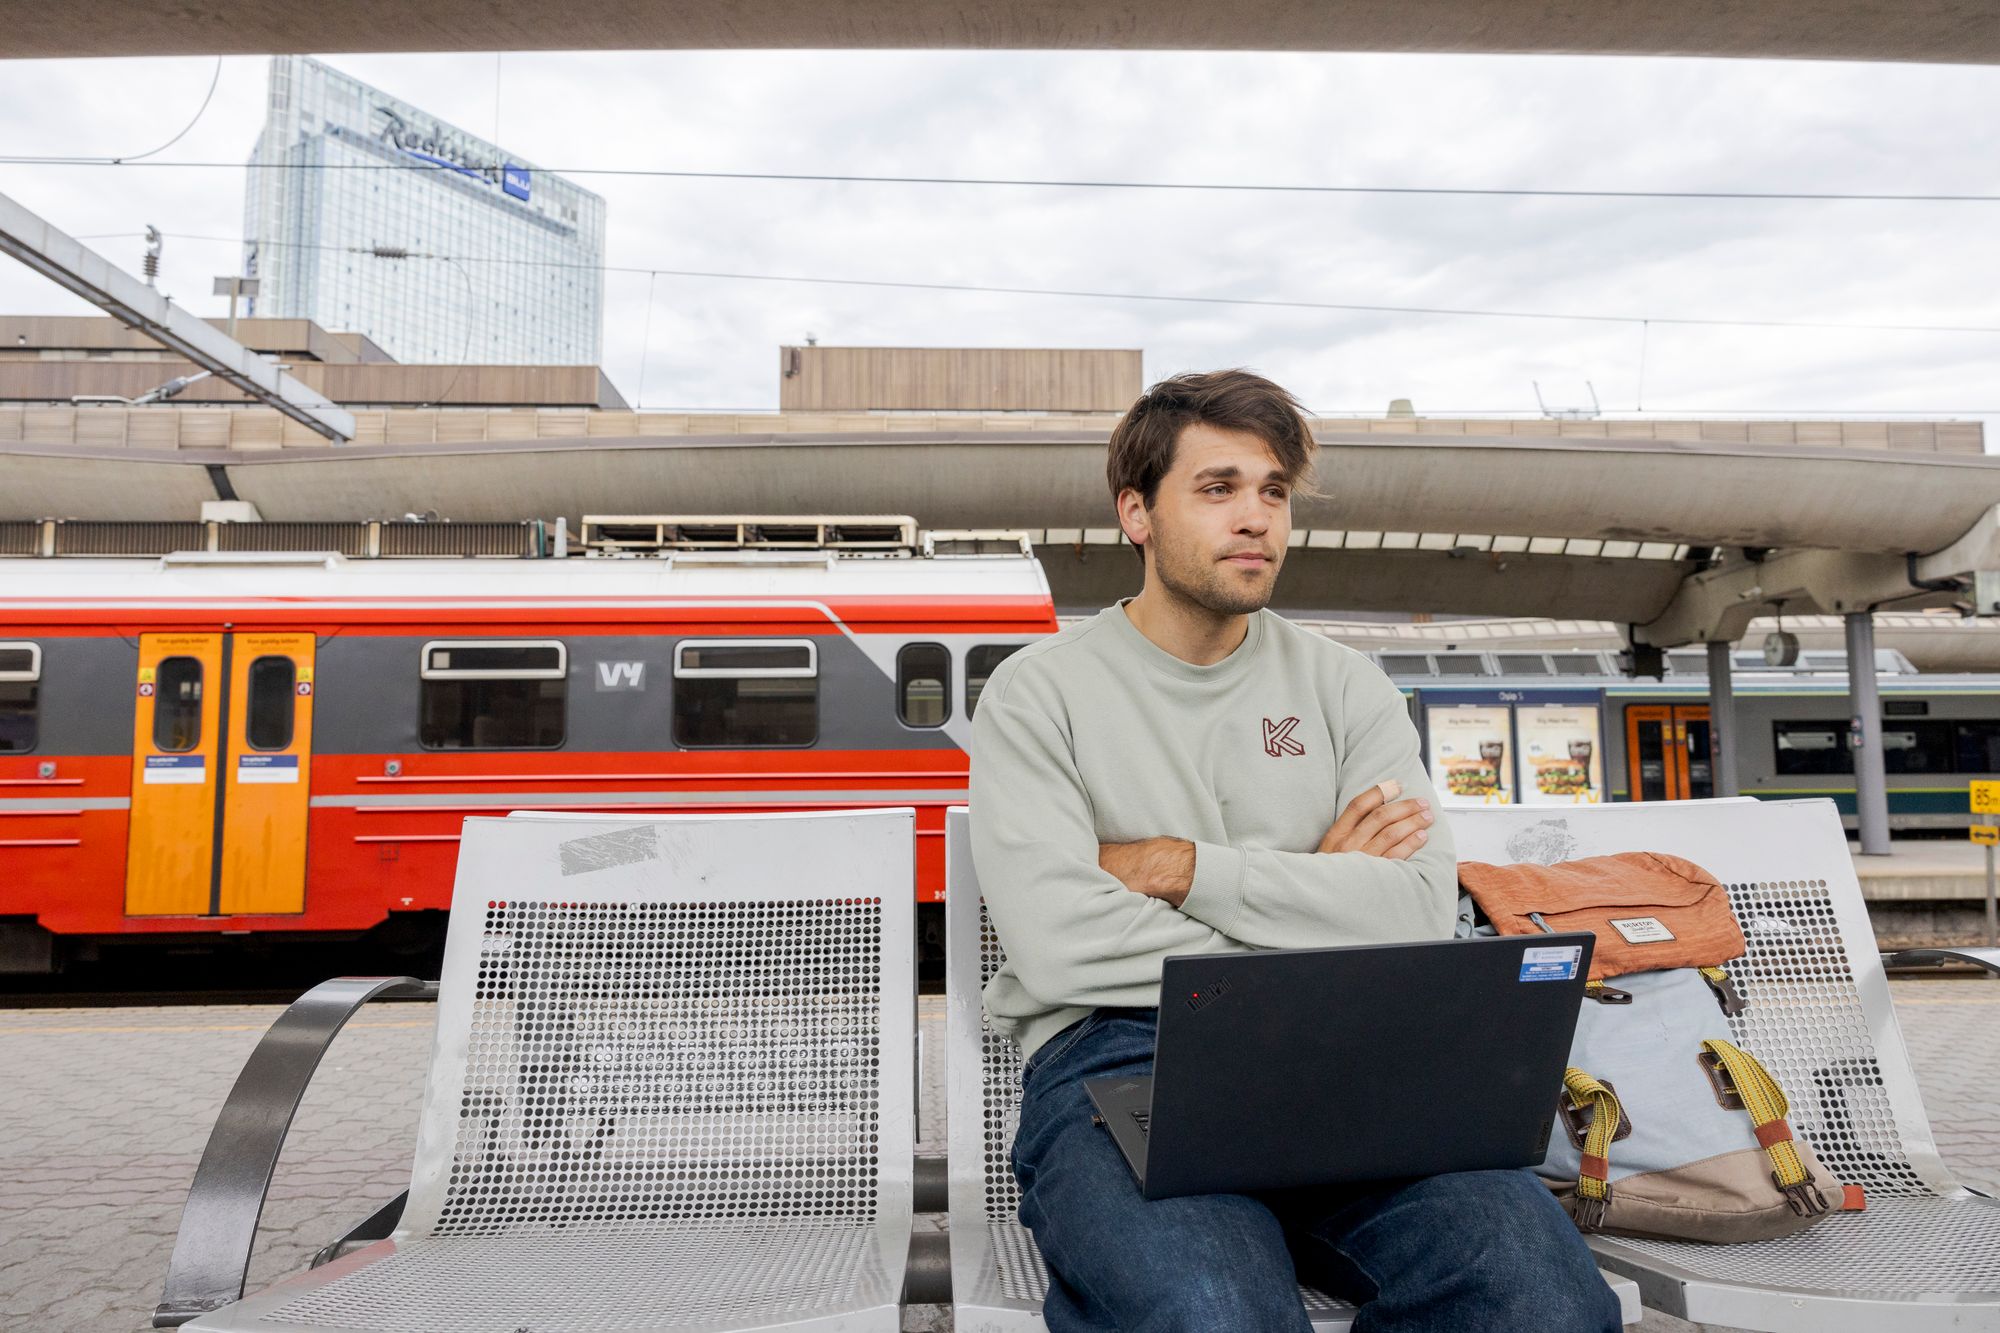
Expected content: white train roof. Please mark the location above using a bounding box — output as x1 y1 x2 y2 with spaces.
0 549 1052 613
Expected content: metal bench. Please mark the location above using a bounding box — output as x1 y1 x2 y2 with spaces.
1452 796 2000 1332
157 807 916 1333
942 806 1641 1329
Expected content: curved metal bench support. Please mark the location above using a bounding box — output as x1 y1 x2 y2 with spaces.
1884 946 2000 976
153 976 435 1328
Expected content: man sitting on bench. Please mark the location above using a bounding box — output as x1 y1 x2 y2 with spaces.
969 369 1621 1332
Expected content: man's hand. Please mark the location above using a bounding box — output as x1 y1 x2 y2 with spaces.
1097 837 1196 908
1317 779 1434 859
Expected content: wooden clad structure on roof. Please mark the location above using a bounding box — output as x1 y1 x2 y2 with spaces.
778 346 1142 413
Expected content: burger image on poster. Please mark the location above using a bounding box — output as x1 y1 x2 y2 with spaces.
1428 706 1512 805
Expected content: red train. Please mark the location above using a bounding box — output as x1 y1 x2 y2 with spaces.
0 518 1052 972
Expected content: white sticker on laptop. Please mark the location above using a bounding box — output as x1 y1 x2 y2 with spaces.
1519 945 1582 982
1608 916 1677 945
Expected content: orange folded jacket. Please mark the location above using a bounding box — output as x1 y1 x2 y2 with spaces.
1457 851 1746 981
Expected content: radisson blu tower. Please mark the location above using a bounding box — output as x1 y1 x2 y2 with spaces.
241 56 606 366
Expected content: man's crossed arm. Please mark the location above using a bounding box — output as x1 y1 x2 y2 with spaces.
1098 780 1436 908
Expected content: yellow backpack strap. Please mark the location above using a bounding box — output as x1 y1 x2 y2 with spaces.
1700 1038 1829 1217
1561 1067 1621 1230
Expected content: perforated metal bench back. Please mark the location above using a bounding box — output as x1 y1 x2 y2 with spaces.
399 809 915 1238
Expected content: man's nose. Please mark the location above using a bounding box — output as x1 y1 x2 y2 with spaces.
1234 500 1271 534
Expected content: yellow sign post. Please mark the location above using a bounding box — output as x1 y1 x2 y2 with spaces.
1972 789 2000 948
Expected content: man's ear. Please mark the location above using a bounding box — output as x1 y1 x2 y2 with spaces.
1116 487 1151 549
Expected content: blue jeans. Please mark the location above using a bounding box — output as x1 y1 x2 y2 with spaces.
1012 1009 1623 1333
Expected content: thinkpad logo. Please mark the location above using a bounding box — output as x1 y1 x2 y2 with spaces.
1186 977 1233 1012
1262 716 1304 758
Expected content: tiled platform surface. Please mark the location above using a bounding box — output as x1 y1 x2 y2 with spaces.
2 983 1993 1332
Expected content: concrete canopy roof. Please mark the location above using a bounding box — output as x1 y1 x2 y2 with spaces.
8 428 2000 640
8 1 2000 63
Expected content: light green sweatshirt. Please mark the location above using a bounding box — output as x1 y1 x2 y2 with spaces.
970 599 1459 1059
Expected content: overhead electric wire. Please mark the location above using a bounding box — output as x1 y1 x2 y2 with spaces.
9 60 223 165
1 154 1998 205
141 232 2000 338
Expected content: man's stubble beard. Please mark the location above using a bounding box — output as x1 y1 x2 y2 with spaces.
1146 522 1279 618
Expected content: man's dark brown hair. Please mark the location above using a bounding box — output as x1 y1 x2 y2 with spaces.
1106 369 1320 562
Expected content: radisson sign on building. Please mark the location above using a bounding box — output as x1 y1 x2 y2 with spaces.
241 56 605 366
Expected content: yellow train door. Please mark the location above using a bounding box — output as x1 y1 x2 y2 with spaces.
218 633 315 915
126 631 316 917
126 633 226 915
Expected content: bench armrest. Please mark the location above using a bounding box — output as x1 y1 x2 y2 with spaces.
153 976 435 1327
1884 946 2000 976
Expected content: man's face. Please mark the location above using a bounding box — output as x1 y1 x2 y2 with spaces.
1123 422 1293 616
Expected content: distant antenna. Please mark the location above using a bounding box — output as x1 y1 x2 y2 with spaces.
142 225 162 287
1533 380 1601 421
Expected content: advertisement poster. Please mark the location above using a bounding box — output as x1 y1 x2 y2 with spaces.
1517 704 1606 806
1426 705 1514 807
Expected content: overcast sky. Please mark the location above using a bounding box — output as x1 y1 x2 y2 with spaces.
3 50 1999 436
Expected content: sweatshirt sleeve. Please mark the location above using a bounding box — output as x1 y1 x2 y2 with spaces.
970 681 1230 1009
1175 662 1458 948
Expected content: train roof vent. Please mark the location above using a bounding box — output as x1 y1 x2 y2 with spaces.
1433 654 1493 676
922 530 1034 558
215 521 370 557
0 521 40 557
580 515 919 555
1551 653 1609 676
1378 652 1435 677
379 521 539 558
54 520 205 557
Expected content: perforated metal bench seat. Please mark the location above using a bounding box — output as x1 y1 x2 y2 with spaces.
942 808 1641 1331
188 1226 910 1332
164 809 917 1333
1453 798 2000 1333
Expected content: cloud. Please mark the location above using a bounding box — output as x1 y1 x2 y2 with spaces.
1 49 1996 439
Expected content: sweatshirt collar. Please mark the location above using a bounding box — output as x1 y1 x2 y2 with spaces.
1106 597 1268 685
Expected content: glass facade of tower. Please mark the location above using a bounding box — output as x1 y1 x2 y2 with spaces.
242 56 606 366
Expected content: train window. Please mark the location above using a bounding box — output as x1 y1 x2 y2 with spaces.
898 643 951 728
153 657 204 753
1377 653 1433 678
1882 720 1953 775
0 642 38 753
1551 655 1604 676
673 640 817 747
1956 721 2000 774
965 644 1026 718
245 657 296 751
421 641 566 678
419 639 566 750
1772 721 1851 775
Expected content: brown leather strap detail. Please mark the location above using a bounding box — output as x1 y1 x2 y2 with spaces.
1753 1119 1795 1150
1842 1185 1867 1211
1579 1153 1610 1181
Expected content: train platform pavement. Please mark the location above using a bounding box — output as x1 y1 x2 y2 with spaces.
1855 838 2000 901
3 984 1996 1333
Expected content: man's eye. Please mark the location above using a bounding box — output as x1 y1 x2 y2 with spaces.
1204 485 1230 496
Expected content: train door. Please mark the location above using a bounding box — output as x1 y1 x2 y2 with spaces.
1625 704 1713 801
126 631 315 916
218 633 315 914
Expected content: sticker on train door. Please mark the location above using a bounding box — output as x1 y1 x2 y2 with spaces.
143 755 206 784
236 754 300 784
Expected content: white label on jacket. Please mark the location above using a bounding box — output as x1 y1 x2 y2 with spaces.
1520 945 1582 982
1608 916 1677 944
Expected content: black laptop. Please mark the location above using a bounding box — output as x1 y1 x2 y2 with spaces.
1083 933 1594 1199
